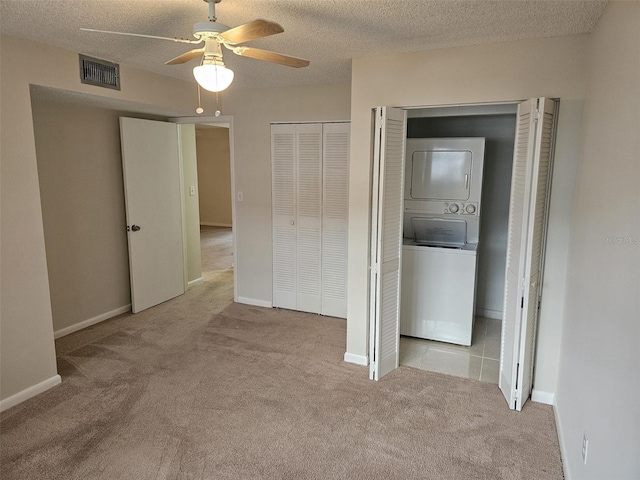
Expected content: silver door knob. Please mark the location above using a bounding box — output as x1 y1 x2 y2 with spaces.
131 225 141 232
290 220 295 225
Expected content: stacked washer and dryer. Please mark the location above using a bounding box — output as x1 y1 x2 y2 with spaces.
400 138 485 346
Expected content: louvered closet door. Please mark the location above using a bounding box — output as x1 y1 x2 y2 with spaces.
295 123 323 314
500 98 556 410
272 124 297 310
515 97 556 410
322 123 350 318
499 99 535 408
369 107 407 381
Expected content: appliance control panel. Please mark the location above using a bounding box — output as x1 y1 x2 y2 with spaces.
444 202 479 216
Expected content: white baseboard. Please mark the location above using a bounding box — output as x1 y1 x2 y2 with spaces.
0 375 62 412
54 304 131 339
187 277 203 288
475 308 502 320
237 296 272 308
200 222 232 228
344 352 368 366
553 400 571 480
531 389 555 406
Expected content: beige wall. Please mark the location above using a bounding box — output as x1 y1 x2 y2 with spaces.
179 124 202 284
346 34 589 399
1 34 196 404
556 3 640 479
223 83 351 304
31 97 131 334
196 126 232 227
31 99 203 333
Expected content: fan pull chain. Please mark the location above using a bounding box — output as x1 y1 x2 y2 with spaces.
196 84 204 114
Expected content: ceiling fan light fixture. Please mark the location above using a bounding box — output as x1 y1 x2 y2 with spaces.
193 59 234 92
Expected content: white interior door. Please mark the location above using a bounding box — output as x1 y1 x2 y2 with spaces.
500 98 556 410
120 117 185 313
322 122 350 318
369 107 407 381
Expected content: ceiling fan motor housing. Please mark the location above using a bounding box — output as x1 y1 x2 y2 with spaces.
194 22 230 38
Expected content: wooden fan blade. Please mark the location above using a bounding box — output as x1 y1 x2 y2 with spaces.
218 19 284 44
236 47 309 68
165 48 205 65
80 28 202 45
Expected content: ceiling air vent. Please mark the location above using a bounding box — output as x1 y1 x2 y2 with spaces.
79 55 120 90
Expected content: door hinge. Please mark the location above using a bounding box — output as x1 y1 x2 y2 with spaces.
521 297 524 309
515 363 520 389
370 360 377 378
534 109 541 122
375 108 383 129
371 263 379 274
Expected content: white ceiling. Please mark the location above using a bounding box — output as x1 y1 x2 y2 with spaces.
1 0 607 91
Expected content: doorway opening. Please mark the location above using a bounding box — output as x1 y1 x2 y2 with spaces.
173 115 238 303
399 104 518 385
194 124 234 283
369 99 558 410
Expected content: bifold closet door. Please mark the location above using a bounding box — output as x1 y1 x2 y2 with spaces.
271 123 323 314
500 97 556 411
272 124 297 310
369 107 407 381
321 123 350 318
295 124 323 313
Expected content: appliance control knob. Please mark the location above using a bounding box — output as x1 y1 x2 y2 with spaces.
449 203 460 213
466 204 476 214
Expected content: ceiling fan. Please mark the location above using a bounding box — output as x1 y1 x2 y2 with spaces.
81 0 309 94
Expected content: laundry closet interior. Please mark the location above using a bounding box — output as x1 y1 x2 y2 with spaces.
398 103 518 384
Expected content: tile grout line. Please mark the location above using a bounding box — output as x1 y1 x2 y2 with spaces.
399 318 501 384
479 319 487 382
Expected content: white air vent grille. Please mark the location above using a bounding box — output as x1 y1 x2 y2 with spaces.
79 55 120 90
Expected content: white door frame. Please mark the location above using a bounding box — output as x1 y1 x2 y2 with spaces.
171 115 238 303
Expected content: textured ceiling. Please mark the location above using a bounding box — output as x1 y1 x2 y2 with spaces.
1 0 607 91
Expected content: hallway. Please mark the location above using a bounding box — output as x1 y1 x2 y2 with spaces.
199 225 233 281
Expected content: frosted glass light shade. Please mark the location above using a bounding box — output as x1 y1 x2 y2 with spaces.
193 64 234 92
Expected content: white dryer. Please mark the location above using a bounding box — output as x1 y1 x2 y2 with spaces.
403 137 486 243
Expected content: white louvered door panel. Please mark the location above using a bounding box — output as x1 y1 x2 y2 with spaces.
499 99 535 408
370 107 407 381
272 124 297 310
500 98 557 411
295 124 323 314
516 98 556 411
322 123 350 318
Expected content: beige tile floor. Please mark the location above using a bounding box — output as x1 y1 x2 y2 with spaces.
399 317 502 384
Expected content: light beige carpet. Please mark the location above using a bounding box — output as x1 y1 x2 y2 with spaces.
199 226 233 281
0 270 563 479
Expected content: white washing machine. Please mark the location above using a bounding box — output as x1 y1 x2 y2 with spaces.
400 138 485 345
401 241 477 345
